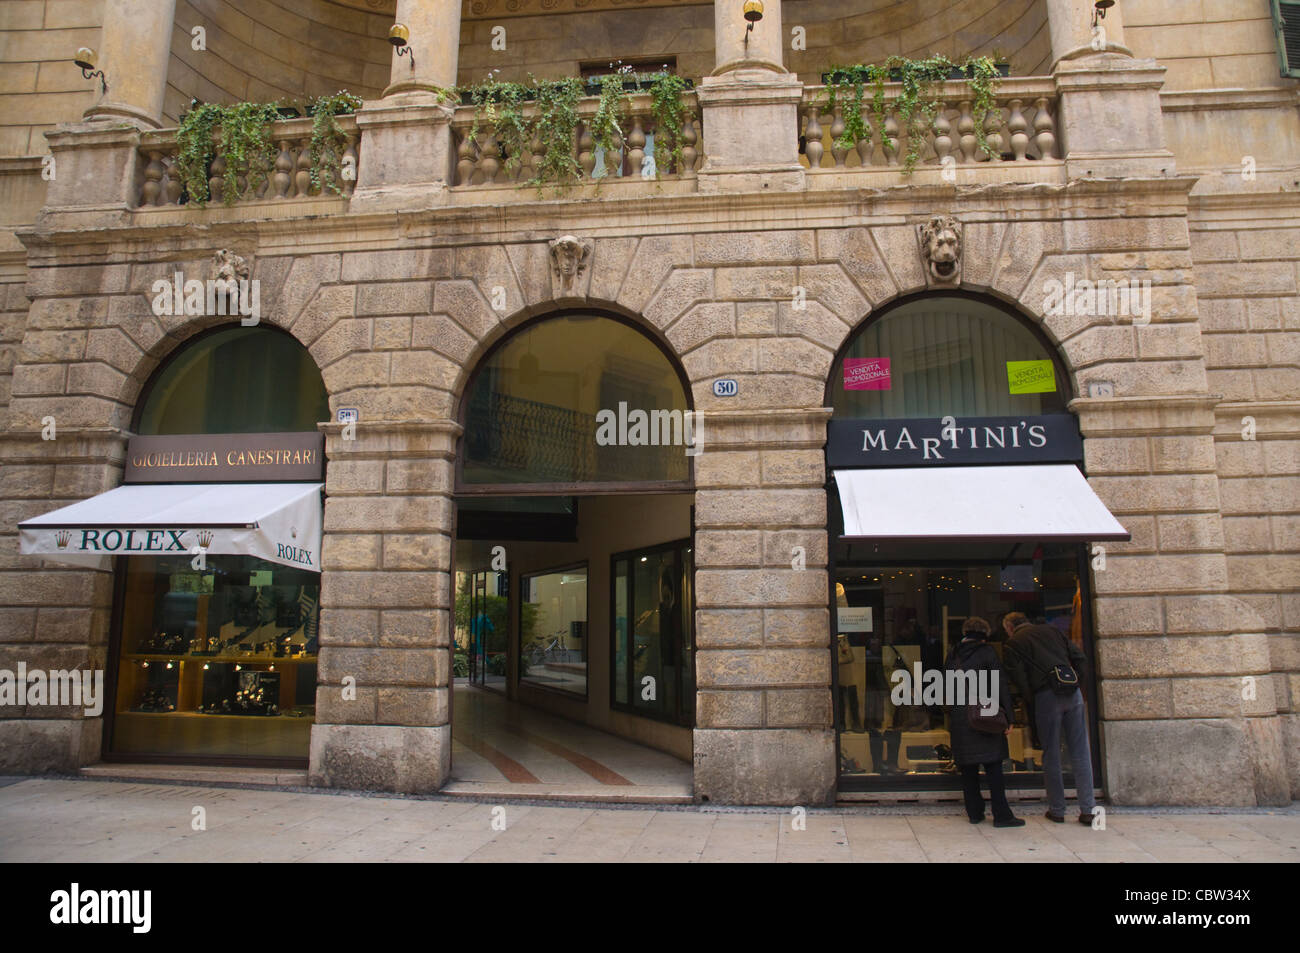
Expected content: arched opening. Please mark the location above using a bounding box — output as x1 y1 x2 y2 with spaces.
824 292 1125 798
104 326 329 765
450 311 696 798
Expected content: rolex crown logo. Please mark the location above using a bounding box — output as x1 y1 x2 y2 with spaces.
55 530 72 549
196 530 214 548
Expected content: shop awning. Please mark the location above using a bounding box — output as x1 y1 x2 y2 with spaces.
19 483 323 570
834 465 1130 542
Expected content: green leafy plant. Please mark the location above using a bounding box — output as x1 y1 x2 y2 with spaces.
307 90 363 195
644 69 690 177
529 75 585 189
822 54 1002 174
174 92 362 206
589 69 630 161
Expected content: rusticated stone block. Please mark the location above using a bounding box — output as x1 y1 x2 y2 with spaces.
308 723 450 794
666 302 735 354
764 608 829 647
324 459 384 494
693 451 761 487
1155 513 1225 552
795 263 869 325
816 227 898 307
381 609 449 647
323 496 453 533
765 688 832 727
1104 718 1288 806
762 529 827 569
695 489 825 528
644 269 712 331
1100 678 1172 719
318 608 379 646
694 530 762 568
735 301 778 336
695 609 763 648
693 230 814 266
694 727 836 805
0 718 101 773
696 689 763 727
695 647 828 688
696 568 827 608
757 336 833 378
382 534 451 571
376 687 448 727
760 449 824 486
341 248 453 283
0 607 36 642
315 684 379 724
776 300 851 351
321 533 381 571
318 645 443 686
321 571 449 610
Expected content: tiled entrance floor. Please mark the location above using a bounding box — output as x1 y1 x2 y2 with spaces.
447 684 693 803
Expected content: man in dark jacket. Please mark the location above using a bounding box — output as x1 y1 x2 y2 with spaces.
1002 612 1097 825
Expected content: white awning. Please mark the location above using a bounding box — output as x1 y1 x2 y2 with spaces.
19 483 323 570
834 465 1129 541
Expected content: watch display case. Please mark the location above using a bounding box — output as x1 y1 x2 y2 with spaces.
110 553 319 760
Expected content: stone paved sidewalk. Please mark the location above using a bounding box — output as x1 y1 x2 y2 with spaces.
1 778 1296 863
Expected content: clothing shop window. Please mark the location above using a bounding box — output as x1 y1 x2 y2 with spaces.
611 540 694 726
519 565 588 697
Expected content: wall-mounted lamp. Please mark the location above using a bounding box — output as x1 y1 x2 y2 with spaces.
1092 0 1114 28
74 47 107 94
743 0 764 48
389 23 415 71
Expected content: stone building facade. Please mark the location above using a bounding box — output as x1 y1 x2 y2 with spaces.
0 0 1296 806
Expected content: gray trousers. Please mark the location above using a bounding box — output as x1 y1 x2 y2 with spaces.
1035 687 1097 816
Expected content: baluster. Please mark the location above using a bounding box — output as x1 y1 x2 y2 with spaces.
142 150 164 206
1008 99 1028 162
578 122 595 179
626 116 646 173
342 137 358 196
680 115 697 177
272 139 292 198
294 138 312 195
208 152 226 204
983 106 1004 161
855 119 872 168
1033 97 1057 159
164 157 182 205
529 132 545 180
830 106 847 167
957 100 977 163
480 131 500 184
804 104 823 169
933 106 953 169
882 110 900 166
455 131 475 185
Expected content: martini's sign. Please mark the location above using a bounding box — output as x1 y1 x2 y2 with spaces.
827 414 1083 468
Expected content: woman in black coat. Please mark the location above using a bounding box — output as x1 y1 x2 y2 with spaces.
945 617 1025 827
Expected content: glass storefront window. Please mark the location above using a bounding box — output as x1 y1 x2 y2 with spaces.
461 315 691 485
834 544 1090 783
455 570 509 690
829 296 1069 419
110 554 319 760
611 540 694 726
519 565 588 696
135 326 329 435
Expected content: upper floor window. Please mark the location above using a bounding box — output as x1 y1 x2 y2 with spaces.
1275 1 1300 78
829 295 1069 419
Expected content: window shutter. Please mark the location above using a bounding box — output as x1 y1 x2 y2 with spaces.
1276 0 1300 78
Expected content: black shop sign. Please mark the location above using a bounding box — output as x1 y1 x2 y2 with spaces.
827 414 1083 468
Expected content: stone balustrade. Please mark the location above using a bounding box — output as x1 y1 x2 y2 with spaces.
451 90 703 187
799 77 1059 172
134 115 360 208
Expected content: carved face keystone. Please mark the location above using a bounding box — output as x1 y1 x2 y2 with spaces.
918 216 962 283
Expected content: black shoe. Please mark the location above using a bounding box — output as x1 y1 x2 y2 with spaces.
1079 813 1095 825
1044 810 1065 823
968 814 985 825
993 816 1026 828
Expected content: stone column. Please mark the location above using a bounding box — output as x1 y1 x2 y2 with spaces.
697 0 805 192
83 0 177 128
352 0 461 209
308 420 458 794
1045 0 1131 67
692 409 836 806
384 0 462 97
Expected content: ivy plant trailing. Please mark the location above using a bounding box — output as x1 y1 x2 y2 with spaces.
174 91 362 206
459 67 691 191
822 54 1002 174
308 90 363 195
